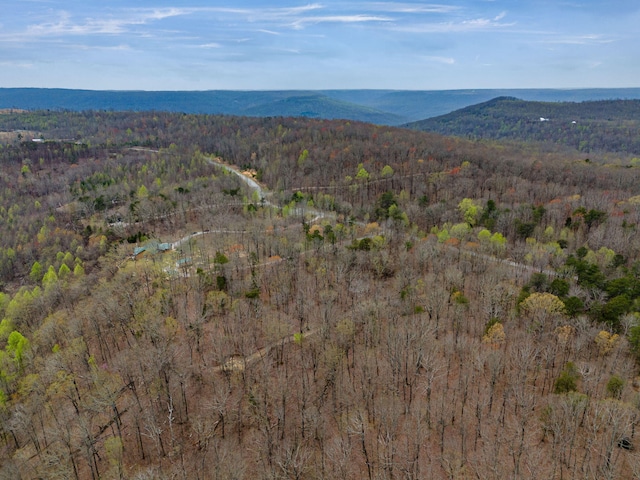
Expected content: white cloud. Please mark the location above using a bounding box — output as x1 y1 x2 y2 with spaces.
256 29 282 36
0 61 33 68
25 8 191 37
290 14 393 29
540 34 615 45
458 13 513 31
393 19 513 33
268 47 301 54
422 55 455 64
17 5 334 40
389 10 514 34
494 11 507 21
363 3 460 14
67 43 132 51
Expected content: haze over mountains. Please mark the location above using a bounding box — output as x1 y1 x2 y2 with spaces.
2 87 640 125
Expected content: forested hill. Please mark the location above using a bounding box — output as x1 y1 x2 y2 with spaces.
405 97 640 154
4 110 640 477
2 87 640 125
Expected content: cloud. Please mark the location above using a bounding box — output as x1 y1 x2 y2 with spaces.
267 47 302 54
421 55 455 64
16 5 335 41
67 43 132 51
290 14 393 29
9 3 504 45
0 61 33 68
389 11 514 34
393 20 513 33
539 34 615 45
493 11 507 21
256 29 282 36
457 11 512 30
363 3 460 14
24 8 191 37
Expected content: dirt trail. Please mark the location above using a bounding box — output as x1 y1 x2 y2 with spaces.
212 329 319 373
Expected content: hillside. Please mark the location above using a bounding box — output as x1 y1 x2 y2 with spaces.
405 97 640 155
325 88 640 123
241 93 404 124
1 111 640 478
2 88 640 125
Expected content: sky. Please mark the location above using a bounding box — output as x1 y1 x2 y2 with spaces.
1 1 639 91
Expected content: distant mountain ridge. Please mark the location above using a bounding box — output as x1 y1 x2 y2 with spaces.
404 96 640 154
1 87 640 125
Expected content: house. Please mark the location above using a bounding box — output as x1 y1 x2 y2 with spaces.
133 240 172 258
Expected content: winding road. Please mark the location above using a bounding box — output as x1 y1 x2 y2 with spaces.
207 157 330 223
131 148 569 373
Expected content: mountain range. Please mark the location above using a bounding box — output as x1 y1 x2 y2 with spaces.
2 87 640 125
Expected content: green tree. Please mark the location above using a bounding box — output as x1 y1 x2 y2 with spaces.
629 325 640 363
563 296 584 317
62 251 75 268
42 265 58 290
458 198 481 226
137 184 149 198
355 163 370 181
606 375 625 399
297 149 309 167
584 209 606 229
380 165 394 178
0 319 13 343
73 263 85 277
58 263 71 280
489 232 506 254
375 191 397 220
479 199 498 229
29 261 43 284
549 278 570 297
477 229 491 245
554 362 580 394
214 251 229 265
515 219 536 239
0 292 7 317
6 330 29 372
532 204 546 223
596 294 632 329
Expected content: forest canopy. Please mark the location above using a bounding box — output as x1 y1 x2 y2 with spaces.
0 110 640 478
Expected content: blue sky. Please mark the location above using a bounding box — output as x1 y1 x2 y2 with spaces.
1 1 639 90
